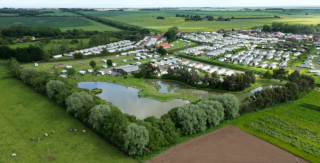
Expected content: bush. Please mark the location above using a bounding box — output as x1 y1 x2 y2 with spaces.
134 73 142 78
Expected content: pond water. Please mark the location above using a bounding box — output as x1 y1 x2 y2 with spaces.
144 80 278 102
78 82 190 119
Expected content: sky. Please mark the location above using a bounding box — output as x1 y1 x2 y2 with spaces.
1 0 320 8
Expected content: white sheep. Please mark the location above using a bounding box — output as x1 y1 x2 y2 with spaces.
82 130 86 133
45 133 48 137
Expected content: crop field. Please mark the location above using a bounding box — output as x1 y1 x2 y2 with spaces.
80 10 320 32
0 78 137 163
146 125 307 163
234 90 320 163
0 17 121 32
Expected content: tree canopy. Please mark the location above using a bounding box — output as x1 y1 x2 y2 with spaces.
123 123 149 156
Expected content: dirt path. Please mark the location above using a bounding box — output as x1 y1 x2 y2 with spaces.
146 125 308 163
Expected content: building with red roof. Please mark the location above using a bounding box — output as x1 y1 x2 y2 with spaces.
156 42 170 49
151 32 165 39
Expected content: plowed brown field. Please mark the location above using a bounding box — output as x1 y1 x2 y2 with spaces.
146 125 308 163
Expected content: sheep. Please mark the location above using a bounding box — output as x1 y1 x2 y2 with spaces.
69 128 73 131
45 133 48 137
52 131 55 134
82 130 86 133
32 137 35 140
74 129 77 132
37 138 40 142
12 153 16 157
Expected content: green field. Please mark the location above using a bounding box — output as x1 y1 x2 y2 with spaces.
0 77 137 163
0 60 13 79
0 17 121 32
80 10 320 32
38 10 80 16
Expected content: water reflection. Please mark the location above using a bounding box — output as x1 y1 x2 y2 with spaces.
145 80 278 102
78 82 190 119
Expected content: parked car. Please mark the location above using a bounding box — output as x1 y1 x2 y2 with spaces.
115 73 119 77
107 71 112 75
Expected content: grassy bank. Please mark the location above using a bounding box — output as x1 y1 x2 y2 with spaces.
0 78 137 163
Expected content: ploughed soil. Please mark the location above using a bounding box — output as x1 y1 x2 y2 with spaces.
146 125 308 163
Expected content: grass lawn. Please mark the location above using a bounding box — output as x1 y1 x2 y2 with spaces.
166 40 195 51
0 59 13 79
0 17 121 32
0 78 137 163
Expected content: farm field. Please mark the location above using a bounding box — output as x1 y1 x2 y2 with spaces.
234 90 320 163
80 10 320 32
146 125 307 163
0 17 121 32
0 78 137 163
139 90 320 163
38 10 80 16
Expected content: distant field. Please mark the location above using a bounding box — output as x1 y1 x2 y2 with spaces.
80 10 320 32
0 17 121 32
38 10 80 16
0 78 137 163
0 13 18 16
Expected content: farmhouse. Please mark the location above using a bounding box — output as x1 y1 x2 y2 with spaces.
21 36 36 41
156 42 171 49
53 64 65 69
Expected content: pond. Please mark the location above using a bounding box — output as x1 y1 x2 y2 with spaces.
78 82 190 119
144 80 279 102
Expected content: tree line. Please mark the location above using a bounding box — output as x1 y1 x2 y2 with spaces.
243 70 315 113
135 62 255 92
0 25 99 39
0 9 55 16
0 46 45 62
163 65 255 91
262 22 317 34
8 58 241 156
176 14 214 21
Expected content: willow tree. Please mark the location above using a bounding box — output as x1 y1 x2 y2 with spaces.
123 123 149 156
20 67 38 85
215 94 240 119
197 100 224 127
88 105 111 131
177 104 206 135
65 91 94 119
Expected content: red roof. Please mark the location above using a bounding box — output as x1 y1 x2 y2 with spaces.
156 42 170 49
151 32 165 39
